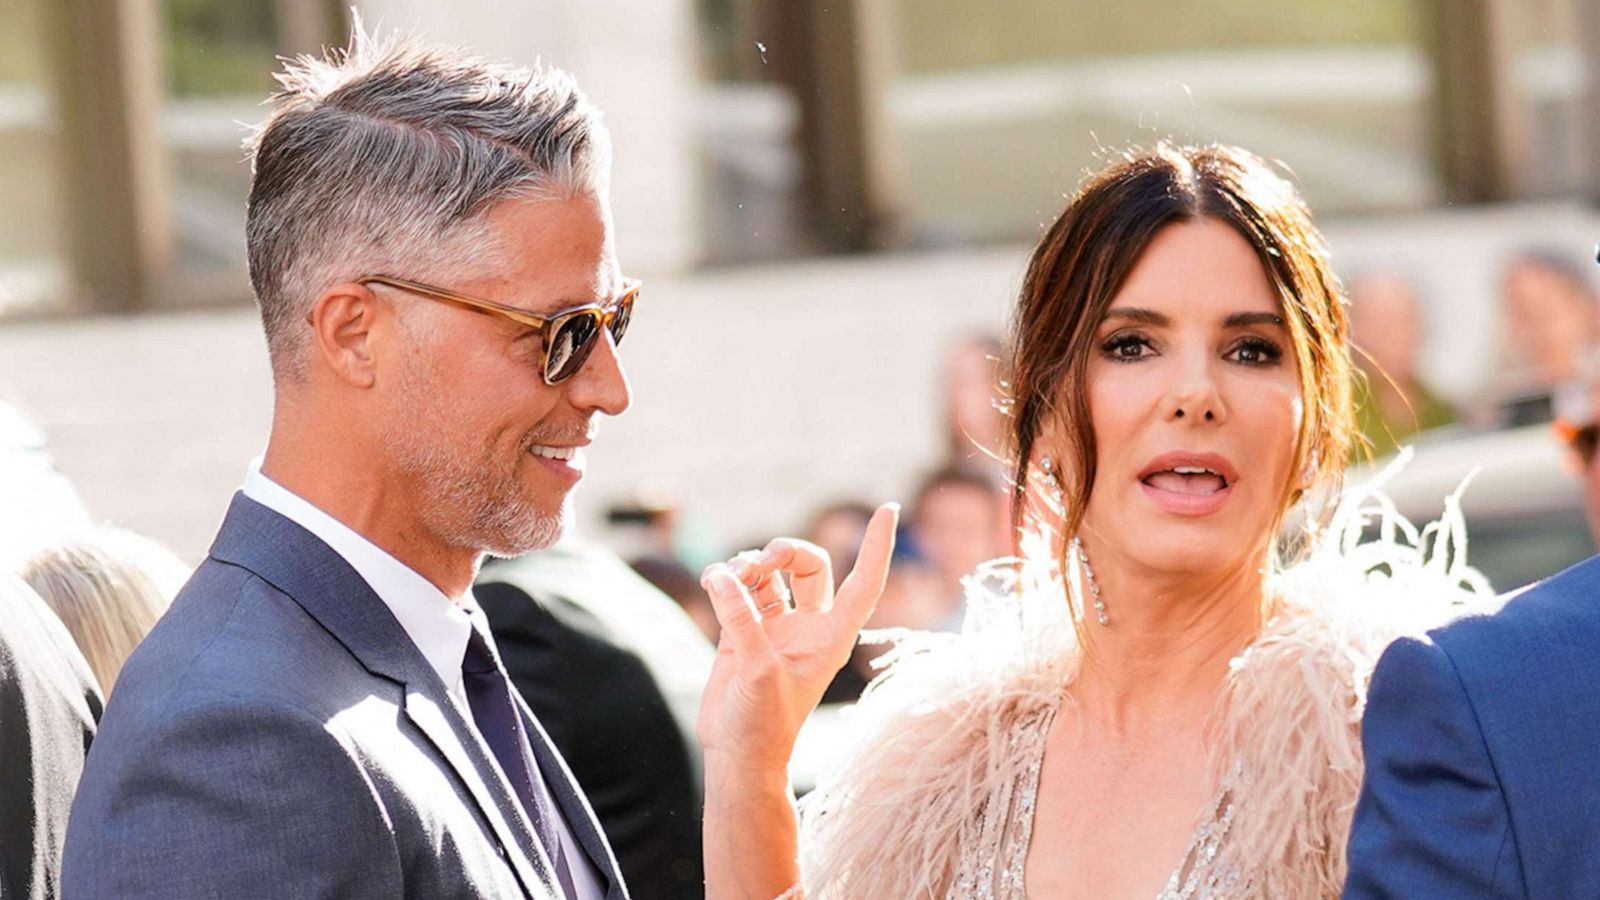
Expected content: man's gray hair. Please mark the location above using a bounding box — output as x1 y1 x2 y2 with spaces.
244 26 611 379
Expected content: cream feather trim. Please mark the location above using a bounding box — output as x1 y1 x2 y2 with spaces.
795 459 1494 899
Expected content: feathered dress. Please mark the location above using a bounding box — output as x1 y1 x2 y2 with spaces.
791 470 1495 899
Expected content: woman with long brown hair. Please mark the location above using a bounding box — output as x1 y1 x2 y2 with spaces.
696 143 1487 898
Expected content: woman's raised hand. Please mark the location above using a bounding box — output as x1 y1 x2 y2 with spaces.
696 503 896 899
697 502 898 770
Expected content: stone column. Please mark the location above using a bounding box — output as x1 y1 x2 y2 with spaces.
1425 0 1526 203
767 0 903 253
42 0 172 312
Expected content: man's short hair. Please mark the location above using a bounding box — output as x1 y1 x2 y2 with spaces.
244 26 612 379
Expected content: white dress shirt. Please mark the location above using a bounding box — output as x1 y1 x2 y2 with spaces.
242 463 604 900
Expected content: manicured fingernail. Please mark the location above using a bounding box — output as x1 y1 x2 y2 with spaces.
700 563 726 588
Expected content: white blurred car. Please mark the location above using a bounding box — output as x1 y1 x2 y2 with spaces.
1352 424 1591 593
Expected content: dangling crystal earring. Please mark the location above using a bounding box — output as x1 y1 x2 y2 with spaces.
1037 456 1065 509
1071 536 1109 626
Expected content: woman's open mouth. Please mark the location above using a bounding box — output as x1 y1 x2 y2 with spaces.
1137 452 1237 517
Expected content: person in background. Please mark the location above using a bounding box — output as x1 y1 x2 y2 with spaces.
1 574 102 900
943 334 1009 475
478 535 713 900
909 467 1004 631
21 527 190 695
1483 251 1600 426
1347 272 1457 458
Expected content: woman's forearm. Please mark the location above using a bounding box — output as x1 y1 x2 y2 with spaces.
703 754 802 900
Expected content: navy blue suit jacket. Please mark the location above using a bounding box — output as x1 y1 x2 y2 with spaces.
1346 554 1600 899
63 494 628 899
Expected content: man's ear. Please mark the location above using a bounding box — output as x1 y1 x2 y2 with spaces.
307 282 382 389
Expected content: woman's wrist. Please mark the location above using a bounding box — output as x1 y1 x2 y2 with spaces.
703 753 800 900
703 747 794 784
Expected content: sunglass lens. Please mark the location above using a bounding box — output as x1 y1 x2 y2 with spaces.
610 292 634 345
546 313 600 383
1578 426 1600 467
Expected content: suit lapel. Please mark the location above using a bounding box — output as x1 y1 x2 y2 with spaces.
207 493 559 899
403 686 559 896
514 692 629 899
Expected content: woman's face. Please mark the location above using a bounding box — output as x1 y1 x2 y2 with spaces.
1077 217 1303 578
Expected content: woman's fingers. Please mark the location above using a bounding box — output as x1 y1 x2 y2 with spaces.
754 538 833 613
836 503 900 630
700 565 769 657
730 551 793 615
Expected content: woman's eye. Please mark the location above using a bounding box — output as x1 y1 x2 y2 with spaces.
1101 334 1153 362
1228 338 1283 366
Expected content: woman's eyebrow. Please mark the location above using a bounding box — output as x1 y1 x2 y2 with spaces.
1103 306 1168 326
1102 308 1285 328
1223 311 1286 328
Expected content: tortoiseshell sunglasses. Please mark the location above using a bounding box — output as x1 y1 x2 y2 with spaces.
359 274 639 385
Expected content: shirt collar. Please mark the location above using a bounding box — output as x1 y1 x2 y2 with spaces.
241 460 474 692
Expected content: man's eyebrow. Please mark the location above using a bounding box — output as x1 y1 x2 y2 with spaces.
548 282 625 312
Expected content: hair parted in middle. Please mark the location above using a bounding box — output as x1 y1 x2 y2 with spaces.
1007 142 1356 561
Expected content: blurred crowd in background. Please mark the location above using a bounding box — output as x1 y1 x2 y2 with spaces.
9 1 1600 894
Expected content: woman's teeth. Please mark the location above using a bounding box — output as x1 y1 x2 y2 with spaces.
530 445 576 461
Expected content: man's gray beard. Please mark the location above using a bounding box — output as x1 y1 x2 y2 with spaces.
381 393 568 559
396 435 569 558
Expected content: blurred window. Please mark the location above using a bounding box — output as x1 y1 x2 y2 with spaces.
161 0 289 301
1513 0 1592 199
0 0 69 314
888 0 1437 243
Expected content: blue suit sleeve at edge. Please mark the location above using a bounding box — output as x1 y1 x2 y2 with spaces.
1343 636 1524 900
61 699 401 900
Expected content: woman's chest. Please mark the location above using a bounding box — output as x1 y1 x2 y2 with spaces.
1024 733 1218 900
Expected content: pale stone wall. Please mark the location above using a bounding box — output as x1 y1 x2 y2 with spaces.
359 0 703 275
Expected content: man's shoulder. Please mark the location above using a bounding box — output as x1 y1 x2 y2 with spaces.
1421 554 1600 707
1432 555 1600 652
108 556 375 734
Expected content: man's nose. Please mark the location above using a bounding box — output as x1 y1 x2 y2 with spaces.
566 330 631 417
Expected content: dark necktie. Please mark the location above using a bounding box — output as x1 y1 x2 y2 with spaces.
462 624 579 898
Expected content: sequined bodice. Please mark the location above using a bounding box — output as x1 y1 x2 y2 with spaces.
947 704 1245 899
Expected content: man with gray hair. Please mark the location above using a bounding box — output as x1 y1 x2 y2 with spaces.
63 29 633 899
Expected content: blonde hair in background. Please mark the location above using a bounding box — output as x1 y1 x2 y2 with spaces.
21 528 190 694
